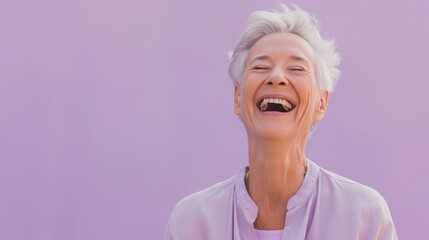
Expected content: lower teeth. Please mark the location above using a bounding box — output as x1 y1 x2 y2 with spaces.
282 104 290 111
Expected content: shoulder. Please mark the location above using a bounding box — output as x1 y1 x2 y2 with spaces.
318 167 388 210
173 173 238 216
316 167 397 238
164 171 242 240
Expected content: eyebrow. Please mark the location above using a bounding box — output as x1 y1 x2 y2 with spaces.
248 54 310 66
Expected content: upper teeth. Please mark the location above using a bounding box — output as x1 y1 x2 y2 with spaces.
260 98 293 111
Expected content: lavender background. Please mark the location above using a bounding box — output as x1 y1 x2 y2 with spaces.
1 0 428 239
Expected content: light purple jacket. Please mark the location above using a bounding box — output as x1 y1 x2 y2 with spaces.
165 160 397 239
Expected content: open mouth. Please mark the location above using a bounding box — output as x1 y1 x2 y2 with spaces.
257 97 296 113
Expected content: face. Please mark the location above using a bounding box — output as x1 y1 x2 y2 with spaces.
234 32 329 140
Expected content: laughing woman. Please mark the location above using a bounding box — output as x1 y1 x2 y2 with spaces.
165 4 397 240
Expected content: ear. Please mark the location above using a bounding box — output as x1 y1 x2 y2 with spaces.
315 90 329 121
233 85 241 116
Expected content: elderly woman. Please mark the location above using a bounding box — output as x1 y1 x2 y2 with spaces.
165 4 397 240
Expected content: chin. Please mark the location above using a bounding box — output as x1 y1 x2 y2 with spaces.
252 126 297 141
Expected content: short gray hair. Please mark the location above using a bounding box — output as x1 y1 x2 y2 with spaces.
228 4 340 93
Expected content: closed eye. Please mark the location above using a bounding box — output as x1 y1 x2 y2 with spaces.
289 66 305 71
253 65 270 70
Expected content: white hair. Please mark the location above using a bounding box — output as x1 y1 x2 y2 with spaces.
228 4 340 93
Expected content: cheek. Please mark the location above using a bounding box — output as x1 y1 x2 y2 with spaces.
241 81 258 101
295 83 319 117
295 76 318 99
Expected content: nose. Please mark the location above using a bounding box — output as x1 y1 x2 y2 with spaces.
266 67 289 86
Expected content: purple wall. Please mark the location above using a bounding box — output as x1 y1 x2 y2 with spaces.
1 0 427 239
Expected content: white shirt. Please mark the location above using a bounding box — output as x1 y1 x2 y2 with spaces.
165 160 397 240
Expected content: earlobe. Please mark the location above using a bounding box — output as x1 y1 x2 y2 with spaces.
316 91 329 121
234 85 241 116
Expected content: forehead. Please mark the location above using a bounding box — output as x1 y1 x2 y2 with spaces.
247 32 315 64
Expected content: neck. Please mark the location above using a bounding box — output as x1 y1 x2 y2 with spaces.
245 136 308 229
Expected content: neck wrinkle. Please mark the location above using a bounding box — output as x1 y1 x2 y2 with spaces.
246 136 308 210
